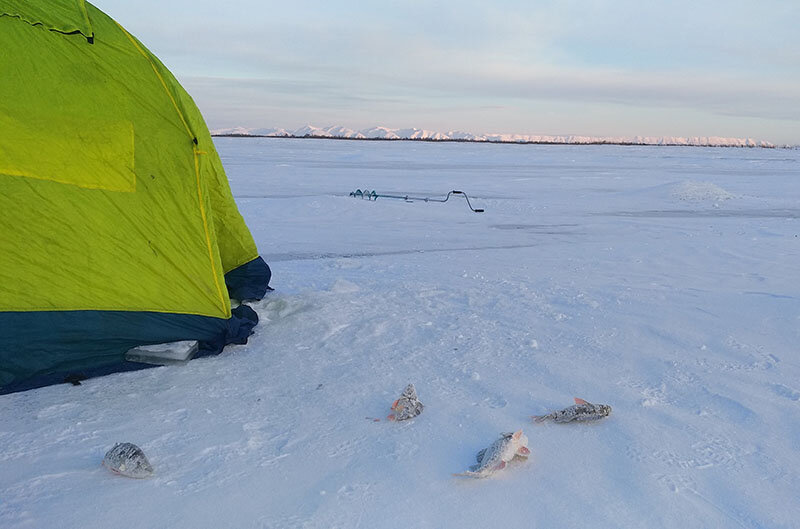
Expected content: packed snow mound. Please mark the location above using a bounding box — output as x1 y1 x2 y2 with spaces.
672 181 736 202
210 124 776 148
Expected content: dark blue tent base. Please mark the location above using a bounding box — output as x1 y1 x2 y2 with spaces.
0 257 270 394
225 255 273 301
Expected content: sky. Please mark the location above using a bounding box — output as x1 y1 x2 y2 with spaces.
94 1 800 144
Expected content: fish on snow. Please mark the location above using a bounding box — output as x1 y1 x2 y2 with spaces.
388 383 424 421
102 442 154 479
532 397 612 423
453 430 530 478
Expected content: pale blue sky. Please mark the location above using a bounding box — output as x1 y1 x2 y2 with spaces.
95 1 799 144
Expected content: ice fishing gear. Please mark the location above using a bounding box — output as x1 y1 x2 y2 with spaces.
349 189 484 213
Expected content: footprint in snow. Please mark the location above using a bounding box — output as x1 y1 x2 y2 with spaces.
772 384 800 401
484 395 508 409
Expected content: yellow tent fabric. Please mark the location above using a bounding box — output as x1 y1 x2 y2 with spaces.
0 0 259 318
0 0 270 391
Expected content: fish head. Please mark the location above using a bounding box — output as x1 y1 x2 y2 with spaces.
402 384 418 400
597 404 612 416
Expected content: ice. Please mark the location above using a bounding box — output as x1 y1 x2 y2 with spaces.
1 140 799 528
672 181 736 202
124 340 199 365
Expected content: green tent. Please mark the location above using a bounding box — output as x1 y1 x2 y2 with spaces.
0 0 271 393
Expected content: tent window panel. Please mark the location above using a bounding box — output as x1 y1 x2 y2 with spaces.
0 115 135 192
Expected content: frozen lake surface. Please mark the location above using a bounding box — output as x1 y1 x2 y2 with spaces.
2 139 799 528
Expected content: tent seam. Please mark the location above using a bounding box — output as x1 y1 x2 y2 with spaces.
0 169 135 192
194 149 229 316
0 308 229 319
0 13 92 40
224 253 262 274
115 21 229 317
113 20 195 143
77 0 92 38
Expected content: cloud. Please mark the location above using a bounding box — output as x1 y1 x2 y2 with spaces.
183 58 800 124
96 0 800 142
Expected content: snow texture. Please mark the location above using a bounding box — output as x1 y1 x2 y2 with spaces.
673 181 736 202
2 139 800 528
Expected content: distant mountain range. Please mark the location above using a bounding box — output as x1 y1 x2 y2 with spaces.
211 124 776 148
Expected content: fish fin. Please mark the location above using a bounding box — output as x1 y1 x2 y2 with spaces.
387 414 396 421
453 473 481 479
495 461 506 471
532 415 548 423
390 399 399 410
517 446 531 456
512 430 522 440
574 397 589 405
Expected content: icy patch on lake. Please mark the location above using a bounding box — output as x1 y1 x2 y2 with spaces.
672 181 735 202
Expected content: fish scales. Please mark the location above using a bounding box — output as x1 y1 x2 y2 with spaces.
533 398 612 424
454 430 530 478
389 383 424 421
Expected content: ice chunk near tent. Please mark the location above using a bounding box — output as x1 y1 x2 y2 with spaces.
532 397 612 423
124 341 199 366
102 443 154 479
388 383 424 421
453 430 530 478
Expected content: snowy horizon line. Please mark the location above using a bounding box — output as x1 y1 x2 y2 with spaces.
210 124 785 148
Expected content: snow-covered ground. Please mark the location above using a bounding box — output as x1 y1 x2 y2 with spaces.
2 139 799 528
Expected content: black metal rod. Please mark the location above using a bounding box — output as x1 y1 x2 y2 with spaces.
350 189 484 212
